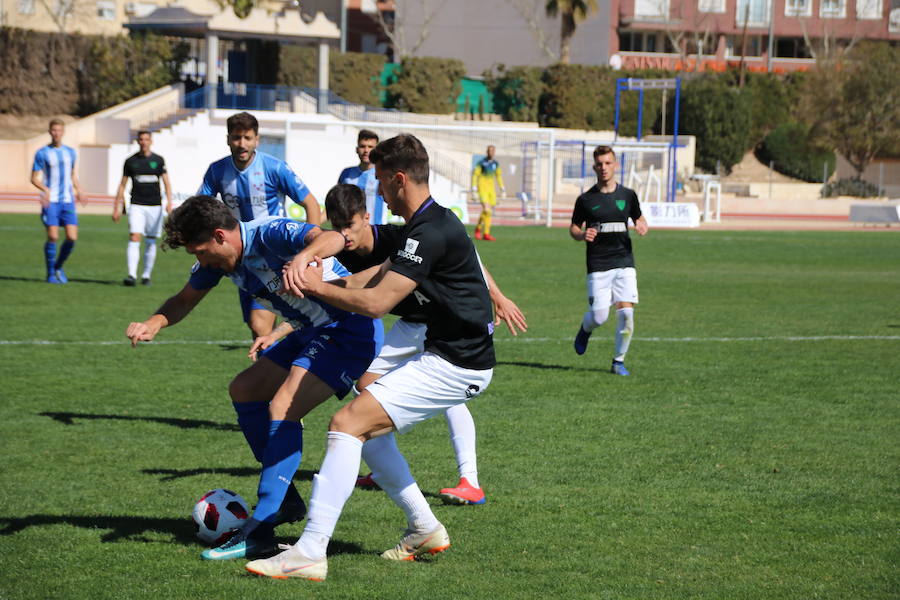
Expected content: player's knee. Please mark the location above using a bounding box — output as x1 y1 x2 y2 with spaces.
229 372 253 403
590 307 609 327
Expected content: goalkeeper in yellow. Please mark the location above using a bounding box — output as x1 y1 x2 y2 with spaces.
472 145 505 241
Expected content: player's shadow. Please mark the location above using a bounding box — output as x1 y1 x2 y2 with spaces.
498 360 592 372
143 467 317 483
40 411 240 432
0 514 197 545
0 275 119 286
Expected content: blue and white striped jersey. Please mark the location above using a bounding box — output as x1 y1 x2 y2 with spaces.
189 216 353 330
337 165 389 225
32 145 77 204
199 151 310 222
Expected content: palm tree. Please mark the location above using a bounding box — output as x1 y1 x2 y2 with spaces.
546 0 599 64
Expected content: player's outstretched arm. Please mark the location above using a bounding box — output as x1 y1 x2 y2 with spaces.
125 282 210 347
300 192 322 225
281 228 346 292
297 256 415 318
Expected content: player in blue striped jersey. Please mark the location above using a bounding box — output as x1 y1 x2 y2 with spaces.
198 112 322 338
125 195 383 561
337 129 390 225
30 119 86 284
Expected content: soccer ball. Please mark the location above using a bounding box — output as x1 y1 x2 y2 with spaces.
191 488 250 546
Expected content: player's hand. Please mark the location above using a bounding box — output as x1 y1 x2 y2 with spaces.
493 294 527 336
281 255 312 298
248 333 277 362
165 202 173 215
635 219 649 236
38 191 49 209
125 322 157 347
77 192 88 207
584 227 598 242
112 210 120 223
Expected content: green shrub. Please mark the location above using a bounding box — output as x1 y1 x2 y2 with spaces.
741 72 794 144
681 76 751 174
757 121 836 182
821 177 881 198
278 47 385 106
79 34 186 115
484 64 544 122
539 64 616 130
387 57 466 113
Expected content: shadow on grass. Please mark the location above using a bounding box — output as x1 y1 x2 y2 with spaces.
143 467 317 483
40 411 240 432
0 514 198 545
498 360 592 372
0 275 119 285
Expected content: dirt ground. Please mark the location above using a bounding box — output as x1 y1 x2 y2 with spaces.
0 114 77 140
719 150 805 184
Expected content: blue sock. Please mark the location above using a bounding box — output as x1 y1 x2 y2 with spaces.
55 240 74 269
44 242 56 276
254 420 303 524
233 401 269 462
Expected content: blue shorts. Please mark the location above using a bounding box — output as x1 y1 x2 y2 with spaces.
41 203 78 227
238 288 268 323
261 313 384 399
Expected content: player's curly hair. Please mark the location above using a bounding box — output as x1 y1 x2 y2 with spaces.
163 195 238 249
370 134 429 184
325 184 366 229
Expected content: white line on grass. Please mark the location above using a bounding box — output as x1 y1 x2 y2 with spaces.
1 335 898 346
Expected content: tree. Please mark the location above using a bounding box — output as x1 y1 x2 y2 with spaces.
799 41 900 178
367 0 446 59
545 0 597 65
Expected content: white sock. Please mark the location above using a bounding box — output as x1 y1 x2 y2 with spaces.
362 433 440 533
614 307 634 362
295 431 361 560
126 241 140 278
445 404 478 488
141 239 157 279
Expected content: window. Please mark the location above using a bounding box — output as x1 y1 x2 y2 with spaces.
892 0 900 32
698 0 725 12
17 0 34 13
856 0 881 18
635 0 669 19
774 37 812 58
784 0 811 16
820 0 845 17
726 35 764 57
619 31 661 53
96 0 115 19
736 0 770 25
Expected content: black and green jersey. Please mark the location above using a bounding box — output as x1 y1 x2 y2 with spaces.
123 152 166 206
571 183 642 273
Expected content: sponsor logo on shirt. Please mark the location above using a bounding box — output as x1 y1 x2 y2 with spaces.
397 238 423 264
285 222 300 232
134 175 159 183
599 222 627 233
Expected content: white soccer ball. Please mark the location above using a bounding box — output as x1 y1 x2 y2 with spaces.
191 488 250 546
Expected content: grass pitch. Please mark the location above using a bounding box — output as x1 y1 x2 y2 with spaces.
0 214 898 599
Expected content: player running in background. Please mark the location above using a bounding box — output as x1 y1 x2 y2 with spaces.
323 183 527 504
472 144 505 241
198 111 322 338
30 118 87 284
245 134 496 582
125 195 382 561
570 145 648 376
337 129 390 225
112 130 173 286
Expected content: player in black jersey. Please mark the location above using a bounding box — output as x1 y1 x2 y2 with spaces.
113 131 173 286
570 145 648 376
324 183 526 504
245 134 499 581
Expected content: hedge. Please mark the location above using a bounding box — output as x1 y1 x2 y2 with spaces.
386 57 466 114
278 46 384 106
681 76 752 174
757 121 835 183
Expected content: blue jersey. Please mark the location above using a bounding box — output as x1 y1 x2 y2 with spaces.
33 145 77 204
199 151 310 222
338 165 389 225
189 216 353 330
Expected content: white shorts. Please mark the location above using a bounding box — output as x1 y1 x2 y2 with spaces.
128 204 164 237
367 319 426 375
587 267 639 308
367 351 493 435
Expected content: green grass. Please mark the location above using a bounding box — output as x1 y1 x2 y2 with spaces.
0 214 898 599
